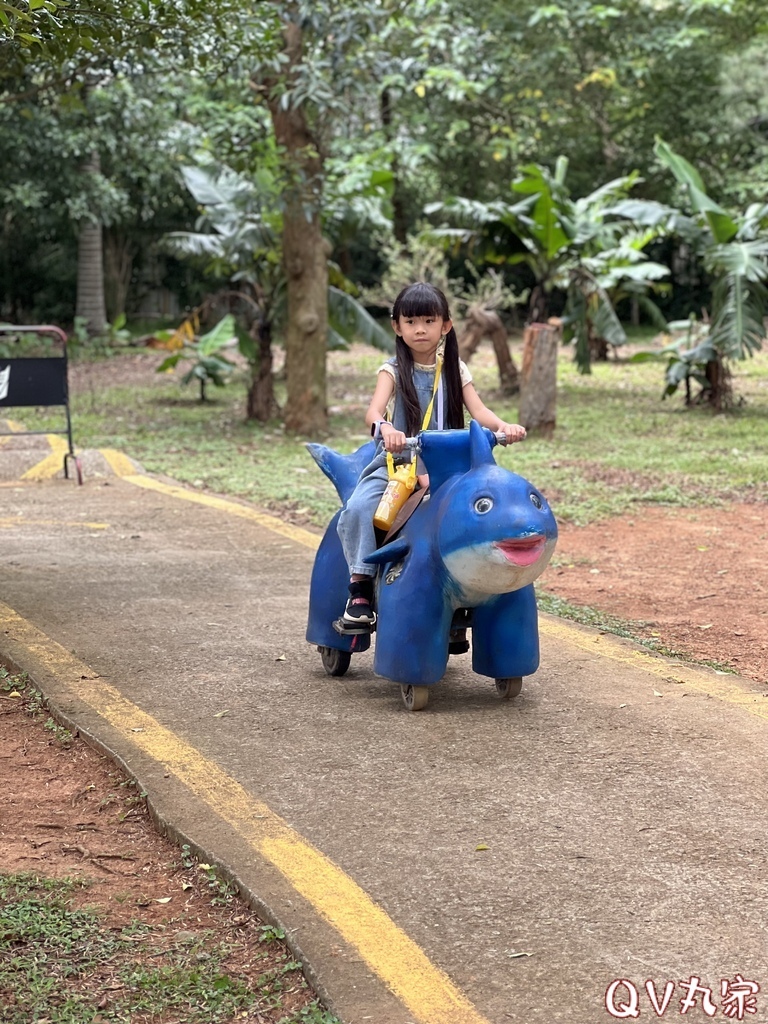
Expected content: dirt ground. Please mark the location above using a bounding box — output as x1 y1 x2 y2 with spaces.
0 677 323 1022
543 502 768 685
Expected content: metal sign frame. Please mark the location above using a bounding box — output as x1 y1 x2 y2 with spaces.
0 324 82 484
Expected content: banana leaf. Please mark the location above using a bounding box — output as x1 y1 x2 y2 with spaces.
328 286 393 352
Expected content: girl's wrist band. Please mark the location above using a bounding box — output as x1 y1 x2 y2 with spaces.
371 420 388 441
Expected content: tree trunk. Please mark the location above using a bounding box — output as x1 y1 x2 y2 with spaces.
247 318 277 422
104 230 137 322
457 306 519 395
518 320 561 436
267 15 328 435
703 354 731 411
75 150 107 336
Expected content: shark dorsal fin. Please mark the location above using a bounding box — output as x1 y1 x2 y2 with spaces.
469 418 497 469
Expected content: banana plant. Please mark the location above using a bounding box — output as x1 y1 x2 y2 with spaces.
156 314 238 402
427 158 669 372
626 139 768 409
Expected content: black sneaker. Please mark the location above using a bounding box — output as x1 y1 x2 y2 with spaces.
449 628 470 655
342 580 376 626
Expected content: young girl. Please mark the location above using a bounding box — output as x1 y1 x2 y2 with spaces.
337 281 526 626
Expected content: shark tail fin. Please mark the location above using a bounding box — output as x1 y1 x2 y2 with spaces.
306 440 377 504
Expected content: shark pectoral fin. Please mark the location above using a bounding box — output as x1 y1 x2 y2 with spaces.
363 537 411 566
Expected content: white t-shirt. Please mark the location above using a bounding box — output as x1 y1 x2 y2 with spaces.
377 358 473 388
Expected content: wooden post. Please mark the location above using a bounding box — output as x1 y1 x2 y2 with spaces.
518 319 561 437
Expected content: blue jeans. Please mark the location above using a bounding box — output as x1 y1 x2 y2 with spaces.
336 452 389 578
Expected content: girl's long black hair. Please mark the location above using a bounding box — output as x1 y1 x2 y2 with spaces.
391 282 465 436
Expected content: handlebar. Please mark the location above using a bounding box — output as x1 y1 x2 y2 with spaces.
402 430 510 452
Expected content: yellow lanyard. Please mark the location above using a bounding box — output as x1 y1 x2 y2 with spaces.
420 355 443 432
386 356 443 482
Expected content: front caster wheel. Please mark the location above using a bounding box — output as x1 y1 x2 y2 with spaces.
319 647 351 677
401 684 429 711
495 677 523 699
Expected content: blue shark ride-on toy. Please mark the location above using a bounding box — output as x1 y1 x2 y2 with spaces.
306 420 558 711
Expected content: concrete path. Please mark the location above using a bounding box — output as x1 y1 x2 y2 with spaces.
1 440 768 1024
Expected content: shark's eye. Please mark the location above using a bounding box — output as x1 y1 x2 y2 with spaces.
530 493 543 509
474 497 494 514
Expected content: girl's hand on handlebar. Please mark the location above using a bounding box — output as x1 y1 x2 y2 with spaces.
498 422 527 445
381 423 407 453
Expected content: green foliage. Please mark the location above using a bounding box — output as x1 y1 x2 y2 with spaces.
632 318 719 400
69 314 133 358
707 240 768 360
156 315 238 400
0 72 201 322
428 158 670 372
628 141 768 406
169 158 393 355
361 233 528 344
654 139 738 244
327 286 393 352
444 0 767 201
2 0 768 398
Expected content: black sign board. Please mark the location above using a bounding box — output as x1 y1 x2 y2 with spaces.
0 325 82 483
0 357 68 407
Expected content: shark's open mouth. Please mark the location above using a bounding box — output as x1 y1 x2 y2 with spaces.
494 536 547 566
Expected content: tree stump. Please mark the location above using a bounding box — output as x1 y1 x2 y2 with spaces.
457 306 519 395
518 319 561 437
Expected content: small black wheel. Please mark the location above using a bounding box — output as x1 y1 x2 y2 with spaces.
319 647 351 677
401 684 429 711
495 677 523 699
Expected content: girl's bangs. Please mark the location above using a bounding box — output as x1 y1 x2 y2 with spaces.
394 283 448 319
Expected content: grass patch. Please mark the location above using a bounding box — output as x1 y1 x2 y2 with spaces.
0 872 337 1023
0 666 75 746
13 342 768 531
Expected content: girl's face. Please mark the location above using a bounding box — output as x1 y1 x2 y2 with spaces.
392 313 452 362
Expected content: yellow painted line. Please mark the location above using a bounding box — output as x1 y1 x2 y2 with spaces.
0 420 28 446
0 418 25 433
123 473 321 550
20 435 69 481
100 448 139 478
0 517 108 530
539 617 768 721
0 601 490 1024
